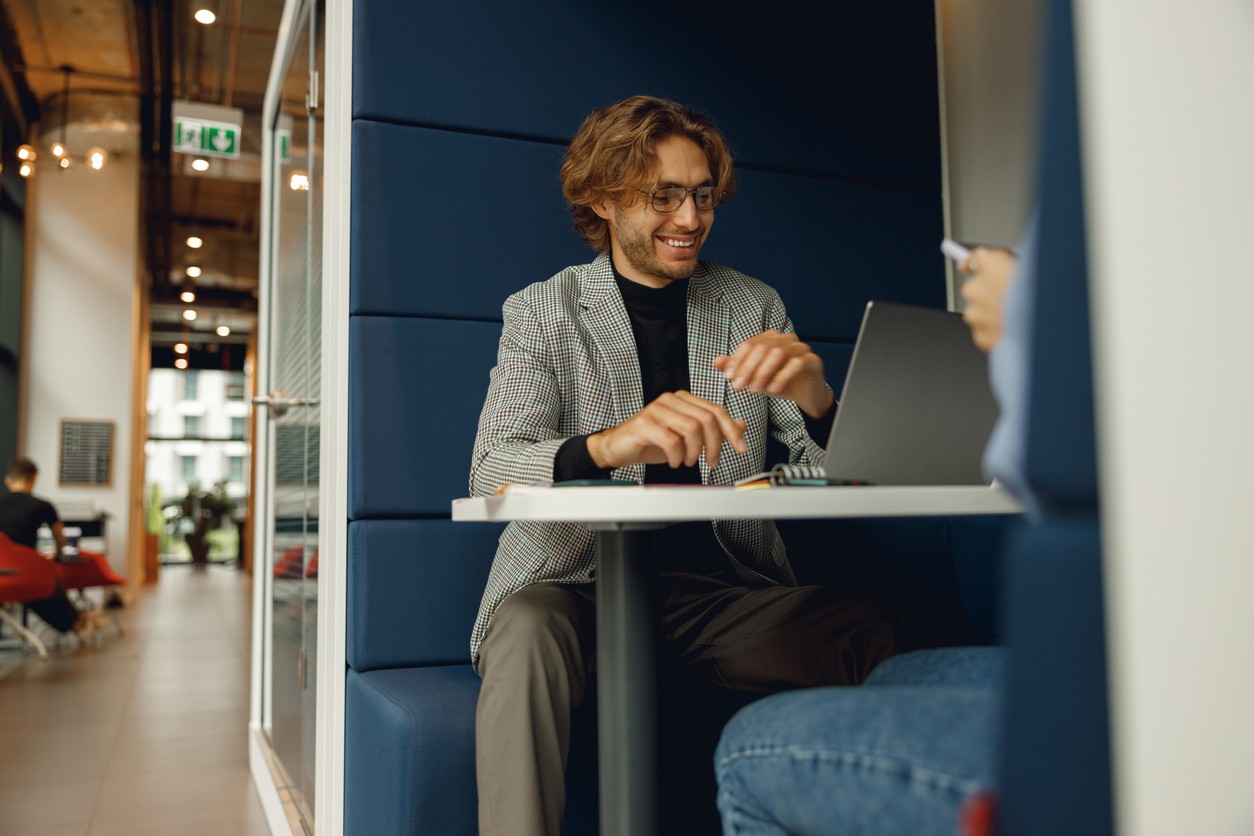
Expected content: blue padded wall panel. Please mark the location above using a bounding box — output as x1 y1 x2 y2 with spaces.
706 171 945 341
348 519 504 672
350 121 590 319
809 341 855 399
349 317 501 519
351 122 944 337
997 517 1112 836
1021 0 1098 510
354 0 940 190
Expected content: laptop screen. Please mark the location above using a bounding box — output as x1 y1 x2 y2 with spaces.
823 300 1000 486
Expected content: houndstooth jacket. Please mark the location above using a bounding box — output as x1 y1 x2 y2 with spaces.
468 252 827 669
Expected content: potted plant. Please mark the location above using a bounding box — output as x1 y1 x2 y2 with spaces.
168 480 235 565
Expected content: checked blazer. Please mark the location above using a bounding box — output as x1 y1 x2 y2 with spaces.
468 252 828 668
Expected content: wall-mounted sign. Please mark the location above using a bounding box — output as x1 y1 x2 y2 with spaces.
172 101 244 160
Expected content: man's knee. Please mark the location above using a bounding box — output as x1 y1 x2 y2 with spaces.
479 584 592 679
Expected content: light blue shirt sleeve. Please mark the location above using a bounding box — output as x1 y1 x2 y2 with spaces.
982 209 1040 516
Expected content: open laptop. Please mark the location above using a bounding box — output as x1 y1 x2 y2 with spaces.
823 300 1000 486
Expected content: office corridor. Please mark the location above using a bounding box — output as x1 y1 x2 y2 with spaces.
0 566 270 835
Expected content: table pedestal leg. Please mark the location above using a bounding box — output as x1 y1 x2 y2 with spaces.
595 528 657 836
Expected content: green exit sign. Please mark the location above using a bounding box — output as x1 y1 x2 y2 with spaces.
174 118 241 159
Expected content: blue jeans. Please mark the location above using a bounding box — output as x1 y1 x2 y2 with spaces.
715 647 1005 835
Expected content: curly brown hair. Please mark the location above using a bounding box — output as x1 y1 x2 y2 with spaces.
560 95 738 252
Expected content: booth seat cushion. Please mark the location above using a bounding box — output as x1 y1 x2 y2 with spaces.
346 665 483 836
346 665 599 836
348 519 503 672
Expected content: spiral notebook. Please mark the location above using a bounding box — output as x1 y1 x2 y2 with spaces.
821 300 1000 486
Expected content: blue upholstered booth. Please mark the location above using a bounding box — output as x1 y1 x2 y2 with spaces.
343 2 1005 833
994 0 1113 831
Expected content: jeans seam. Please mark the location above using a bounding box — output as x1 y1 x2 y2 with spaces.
716 744 986 798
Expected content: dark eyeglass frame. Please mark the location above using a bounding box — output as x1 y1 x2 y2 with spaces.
636 185 719 213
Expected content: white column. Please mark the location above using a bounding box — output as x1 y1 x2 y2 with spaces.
1075 2 1254 834
23 154 141 575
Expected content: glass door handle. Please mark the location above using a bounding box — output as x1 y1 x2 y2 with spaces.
251 392 319 418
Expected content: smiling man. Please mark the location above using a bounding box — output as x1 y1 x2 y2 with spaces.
468 96 906 836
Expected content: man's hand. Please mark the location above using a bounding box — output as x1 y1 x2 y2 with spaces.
713 330 834 419
959 247 1018 354
586 391 748 471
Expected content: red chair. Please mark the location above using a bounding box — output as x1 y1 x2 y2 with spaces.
0 533 60 660
56 548 125 591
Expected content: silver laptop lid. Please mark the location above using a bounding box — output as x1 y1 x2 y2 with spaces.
823 300 1000 485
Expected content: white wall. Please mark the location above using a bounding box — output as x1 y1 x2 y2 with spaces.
935 0 1044 306
22 155 140 573
1074 2 1254 834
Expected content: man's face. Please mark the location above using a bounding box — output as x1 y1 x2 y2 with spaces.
597 134 715 288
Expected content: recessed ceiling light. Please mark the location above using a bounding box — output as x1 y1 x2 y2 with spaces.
183 309 197 321
180 290 196 303
191 158 210 172
216 325 231 337
186 265 202 278
187 236 203 249
194 8 216 25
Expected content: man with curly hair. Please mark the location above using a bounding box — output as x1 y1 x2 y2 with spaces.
469 95 907 836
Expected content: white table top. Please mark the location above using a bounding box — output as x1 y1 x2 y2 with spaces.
452 483 1022 524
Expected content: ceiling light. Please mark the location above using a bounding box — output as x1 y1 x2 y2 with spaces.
216 325 231 337
175 357 189 369
50 142 66 159
19 162 32 178
58 156 72 169
180 290 196 303
194 8 216 25
289 171 310 191
174 342 188 354
186 265 202 278
16 144 35 161
186 236 203 249
87 148 107 170
191 158 210 172
183 309 198 321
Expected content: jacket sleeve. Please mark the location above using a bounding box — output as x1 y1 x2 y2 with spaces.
764 293 830 468
469 291 569 496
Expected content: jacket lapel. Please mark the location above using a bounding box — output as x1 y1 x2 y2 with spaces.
687 265 733 483
579 254 644 429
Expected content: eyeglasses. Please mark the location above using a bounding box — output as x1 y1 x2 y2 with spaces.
637 185 719 213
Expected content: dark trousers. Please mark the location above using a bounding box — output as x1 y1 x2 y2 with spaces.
27 579 80 633
475 568 904 836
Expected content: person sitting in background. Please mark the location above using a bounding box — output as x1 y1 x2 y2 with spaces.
0 457 104 641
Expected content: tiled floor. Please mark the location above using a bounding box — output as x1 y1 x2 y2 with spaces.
0 565 272 836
